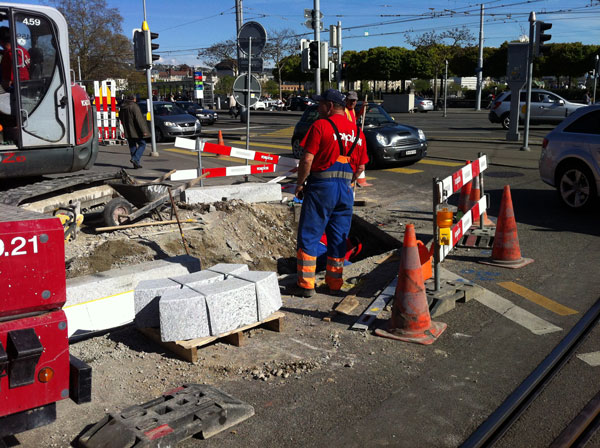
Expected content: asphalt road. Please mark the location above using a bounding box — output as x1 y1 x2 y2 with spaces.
85 109 599 446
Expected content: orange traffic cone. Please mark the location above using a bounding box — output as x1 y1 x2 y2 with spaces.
217 130 225 146
480 185 533 269
356 170 372 187
458 163 473 215
375 224 447 345
469 175 495 227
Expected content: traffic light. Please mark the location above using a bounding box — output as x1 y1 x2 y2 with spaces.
300 39 310 72
341 62 347 80
147 29 160 64
309 40 319 70
133 30 148 70
534 21 552 57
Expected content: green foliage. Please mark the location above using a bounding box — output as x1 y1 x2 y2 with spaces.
262 79 279 96
215 75 235 96
273 54 312 84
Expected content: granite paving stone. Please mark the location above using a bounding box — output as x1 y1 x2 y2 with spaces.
159 287 210 342
134 278 182 328
231 271 282 320
207 263 249 279
170 270 224 290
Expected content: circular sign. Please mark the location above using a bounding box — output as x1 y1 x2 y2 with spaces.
233 74 262 107
238 21 267 57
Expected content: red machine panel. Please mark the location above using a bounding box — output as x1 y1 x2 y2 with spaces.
0 310 70 417
0 205 66 318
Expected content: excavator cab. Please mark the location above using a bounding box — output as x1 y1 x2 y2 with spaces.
0 3 98 179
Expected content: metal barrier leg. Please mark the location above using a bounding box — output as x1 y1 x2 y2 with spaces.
433 177 440 291
196 137 204 188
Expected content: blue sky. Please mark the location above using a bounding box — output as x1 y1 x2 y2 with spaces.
12 0 600 66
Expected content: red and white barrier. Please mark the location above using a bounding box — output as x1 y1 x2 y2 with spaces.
94 80 117 142
172 137 299 181
434 154 489 264
437 155 487 201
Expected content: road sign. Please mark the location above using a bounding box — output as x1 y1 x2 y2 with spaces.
238 21 267 57
304 19 324 31
304 9 323 19
233 74 261 108
239 57 264 73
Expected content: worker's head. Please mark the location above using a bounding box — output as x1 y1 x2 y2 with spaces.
345 91 358 109
125 93 136 101
313 89 345 118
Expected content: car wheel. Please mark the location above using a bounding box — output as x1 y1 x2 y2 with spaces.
556 162 597 211
501 113 510 130
103 197 133 227
366 148 378 169
155 127 164 142
292 138 304 159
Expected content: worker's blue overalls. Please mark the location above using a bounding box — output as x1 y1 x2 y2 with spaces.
297 118 360 291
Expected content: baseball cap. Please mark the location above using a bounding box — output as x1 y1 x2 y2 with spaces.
313 89 345 106
346 91 358 100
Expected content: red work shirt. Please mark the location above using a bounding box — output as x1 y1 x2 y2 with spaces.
303 113 368 173
1 45 30 84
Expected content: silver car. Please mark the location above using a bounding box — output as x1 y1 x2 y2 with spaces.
539 105 600 210
489 89 584 129
414 96 434 112
138 101 201 142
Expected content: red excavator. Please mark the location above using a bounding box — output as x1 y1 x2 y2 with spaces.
0 2 98 440
0 3 121 217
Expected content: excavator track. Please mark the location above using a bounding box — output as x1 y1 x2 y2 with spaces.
0 171 126 211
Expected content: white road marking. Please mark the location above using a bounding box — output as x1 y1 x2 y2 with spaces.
475 289 562 335
577 352 600 367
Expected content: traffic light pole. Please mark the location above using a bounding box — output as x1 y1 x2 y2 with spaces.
521 12 535 152
336 21 342 89
594 55 599 104
314 0 321 95
475 3 484 111
143 0 158 157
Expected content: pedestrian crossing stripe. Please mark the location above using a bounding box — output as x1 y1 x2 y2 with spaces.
382 167 423 174
260 126 295 138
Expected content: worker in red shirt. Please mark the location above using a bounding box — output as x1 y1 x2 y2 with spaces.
294 89 368 297
0 26 30 90
345 91 372 187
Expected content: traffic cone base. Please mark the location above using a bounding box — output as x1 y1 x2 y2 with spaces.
357 171 372 187
480 185 533 269
374 224 446 345
480 256 534 269
375 320 447 345
217 130 225 146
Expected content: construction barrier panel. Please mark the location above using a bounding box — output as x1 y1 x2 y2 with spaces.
94 80 117 143
432 154 489 288
173 137 299 180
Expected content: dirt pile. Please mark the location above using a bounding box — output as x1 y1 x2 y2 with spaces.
65 200 297 278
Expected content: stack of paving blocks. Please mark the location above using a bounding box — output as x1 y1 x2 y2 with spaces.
134 264 282 342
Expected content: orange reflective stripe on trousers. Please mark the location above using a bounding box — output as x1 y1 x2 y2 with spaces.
297 248 316 289
325 256 344 290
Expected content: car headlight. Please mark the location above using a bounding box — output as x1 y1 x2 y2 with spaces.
418 129 426 141
375 133 388 146
163 121 176 127
196 120 201 126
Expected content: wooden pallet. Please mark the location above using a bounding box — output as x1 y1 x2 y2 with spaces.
138 311 285 363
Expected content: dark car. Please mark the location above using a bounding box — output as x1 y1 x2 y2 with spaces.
138 101 201 142
288 96 315 111
175 101 218 125
291 103 427 167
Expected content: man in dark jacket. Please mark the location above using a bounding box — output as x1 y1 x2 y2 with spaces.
119 94 150 169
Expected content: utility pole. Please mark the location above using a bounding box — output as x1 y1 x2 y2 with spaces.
143 0 158 157
336 21 342 89
314 0 321 95
594 55 599 103
235 0 243 74
521 11 535 152
444 60 448 118
77 56 81 81
475 3 484 111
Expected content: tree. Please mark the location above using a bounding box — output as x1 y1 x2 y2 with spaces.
272 54 311 88
215 75 235 96
197 39 238 74
51 0 134 82
263 28 297 99
405 27 475 104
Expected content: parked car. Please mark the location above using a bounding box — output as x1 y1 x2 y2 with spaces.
175 101 218 125
489 89 585 129
288 96 315 111
138 101 201 142
539 105 600 210
263 98 285 110
252 100 266 111
414 96 434 112
291 103 427 167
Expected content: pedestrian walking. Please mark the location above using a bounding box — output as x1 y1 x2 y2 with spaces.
294 89 369 297
119 94 150 169
228 93 238 118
